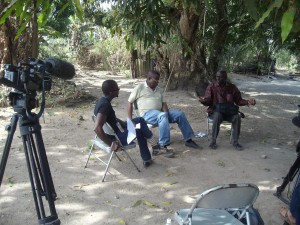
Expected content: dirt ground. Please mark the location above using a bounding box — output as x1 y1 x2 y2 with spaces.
0 69 300 225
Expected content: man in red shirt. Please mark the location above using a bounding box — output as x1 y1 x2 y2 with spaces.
198 70 256 150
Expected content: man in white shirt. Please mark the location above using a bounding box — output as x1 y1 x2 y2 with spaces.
127 70 201 155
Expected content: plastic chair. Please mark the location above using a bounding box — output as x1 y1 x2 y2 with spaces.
174 183 260 225
84 116 140 182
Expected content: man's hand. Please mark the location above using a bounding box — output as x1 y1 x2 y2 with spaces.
111 140 121 151
198 96 205 104
247 98 256 106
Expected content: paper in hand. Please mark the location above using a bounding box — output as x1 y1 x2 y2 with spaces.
126 118 136 144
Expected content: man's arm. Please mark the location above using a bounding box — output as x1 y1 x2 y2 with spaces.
233 85 256 106
198 85 213 106
162 102 169 112
117 118 126 129
127 101 134 119
94 113 113 146
247 98 256 106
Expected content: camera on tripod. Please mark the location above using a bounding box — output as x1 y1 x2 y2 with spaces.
0 57 75 225
0 57 75 112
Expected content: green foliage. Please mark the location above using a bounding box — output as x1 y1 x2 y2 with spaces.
105 0 171 50
281 6 296 43
93 32 131 71
39 38 75 62
244 0 258 20
274 48 298 72
45 0 76 36
254 0 283 29
0 0 82 39
251 0 300 43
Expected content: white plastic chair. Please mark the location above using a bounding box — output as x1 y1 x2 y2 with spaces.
84 116 140 182
174 183 259 225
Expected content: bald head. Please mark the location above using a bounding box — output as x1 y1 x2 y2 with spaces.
216 70 227 86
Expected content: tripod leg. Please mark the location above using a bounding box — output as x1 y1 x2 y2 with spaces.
275 155 300 196
19 117 60 225
0 114 18 187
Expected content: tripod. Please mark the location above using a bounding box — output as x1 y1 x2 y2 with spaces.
274 152 300 205
0 92 60 224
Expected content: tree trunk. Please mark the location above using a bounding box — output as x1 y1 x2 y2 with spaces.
166 3 207 90
207 0 229 79
31 0 39 58
131 50 138 78
0 1 37 65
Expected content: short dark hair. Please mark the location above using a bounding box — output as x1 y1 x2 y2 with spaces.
102 80 117 95
217 70 227 78
147 70 160 78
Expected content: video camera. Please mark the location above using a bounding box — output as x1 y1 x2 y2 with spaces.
0 57 75 112
0 57 75 92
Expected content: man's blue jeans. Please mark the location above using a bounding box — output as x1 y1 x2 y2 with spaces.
116 117 152 162
143 109 195 146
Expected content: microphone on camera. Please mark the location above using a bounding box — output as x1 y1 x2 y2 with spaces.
45 58 75 80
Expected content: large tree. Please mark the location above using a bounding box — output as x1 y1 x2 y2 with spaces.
102 0 251 87
0 0 79 65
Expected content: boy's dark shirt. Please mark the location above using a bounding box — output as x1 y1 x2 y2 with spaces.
202 81 248 114
94 96 119 132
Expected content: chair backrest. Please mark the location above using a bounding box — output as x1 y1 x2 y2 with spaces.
92 115 136 149
102 123 116 136
133 100 140 117
192 183 259 210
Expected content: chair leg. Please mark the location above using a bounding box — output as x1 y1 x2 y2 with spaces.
207 120 211 141
84 143 94 168
230 125 233 144
245 211 250 225
115 152 122 161
102 151 115 182
122 149 141 172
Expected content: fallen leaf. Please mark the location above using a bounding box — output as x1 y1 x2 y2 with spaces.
217 160 225 167
7 177 14 187
132 200 142 207
166 171 174 177
163 182 178 187
143 200 156 207
162 201 172 205
118 219 126 225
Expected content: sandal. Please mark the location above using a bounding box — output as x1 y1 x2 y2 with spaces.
280 206 296 225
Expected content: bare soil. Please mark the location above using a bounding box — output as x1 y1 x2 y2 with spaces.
0 69 300 225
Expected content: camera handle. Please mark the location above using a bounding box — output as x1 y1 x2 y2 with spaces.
0 112 60 225
26 78 47 122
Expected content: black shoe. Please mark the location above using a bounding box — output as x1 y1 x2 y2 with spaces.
152 144 160 156
233 142 243 151
152 144 174 158
185 139 202 149
209 141 217 150
143 159 153 168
